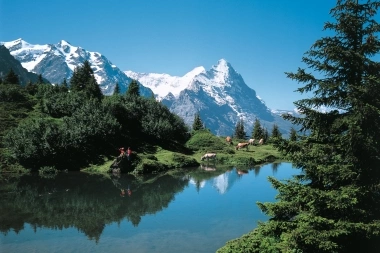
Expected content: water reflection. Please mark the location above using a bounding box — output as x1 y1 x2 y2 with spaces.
0 171 190 242
0 163 288 247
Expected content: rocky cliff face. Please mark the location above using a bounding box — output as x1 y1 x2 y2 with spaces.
130 59 296 136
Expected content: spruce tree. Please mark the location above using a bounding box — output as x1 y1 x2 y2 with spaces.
37 74 44 84
4 68 19 85
192 112 204 131
61 78 69 92
289 127 297 141
70 60 102 100
218 1 380 252
113 82 120 95
251 118 263 140
126 79 140 97
234 119 246 139
270 124 281 139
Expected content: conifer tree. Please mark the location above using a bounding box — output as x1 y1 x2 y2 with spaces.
4 68 19 85
70 60 103 100
289 127 297 141
113 82 120 95
37 74 44 84
0 77 3 84
234 119 246 139
126 79 140 97
270 124 281 139
192 112 204 131
61 78 69 92
25 80 37 95
251 118 263 140
218 1 380 252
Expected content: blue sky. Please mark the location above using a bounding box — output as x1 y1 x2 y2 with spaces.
0 0 337 110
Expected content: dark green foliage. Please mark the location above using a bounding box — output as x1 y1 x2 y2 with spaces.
4 68 19 85
113 82 120 95
60 78 69 93
251 118 264 140
171 153 199 168
139 98 190 143
3 118 61 168
218 1 380 252
70 60 103 100
1 67 190 171
38 84 86 118
37 74 44 84
60 100 121 157
192 112 204 131
234 119 246 139
0 84 34 153
270 124 281 139
269 124 282 144
126 79 140 97
25 80 37 95
0 83 28 102
289 127 297 141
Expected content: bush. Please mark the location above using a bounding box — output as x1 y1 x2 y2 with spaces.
186 130 226 151
133 159 171 174
39 166 58 179
172 153 199 168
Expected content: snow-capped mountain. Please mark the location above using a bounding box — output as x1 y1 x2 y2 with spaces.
1 38 152 96
1 38 297 136
129 59 295 136
125 66 206 100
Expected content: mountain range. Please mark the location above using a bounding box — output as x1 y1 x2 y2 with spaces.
1 38 298 136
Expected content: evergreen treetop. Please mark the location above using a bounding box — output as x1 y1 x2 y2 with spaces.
4 68 19 85
251 118 263 140
126 79 140 97
192 112 204 131
234 119 246 139
113 82 120 95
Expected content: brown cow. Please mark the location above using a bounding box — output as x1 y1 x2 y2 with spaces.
226 136 232 143
236 142 249 150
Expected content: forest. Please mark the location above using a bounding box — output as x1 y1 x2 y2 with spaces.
0 60 191 172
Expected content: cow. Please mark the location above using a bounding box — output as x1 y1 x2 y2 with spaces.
248 138 255 145
258 138 264 145
201 153 217 161
201 164 216 171
236 142 250 151
226 136 233 145
237 169 248 175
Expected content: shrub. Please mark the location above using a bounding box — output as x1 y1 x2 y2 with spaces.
186 130 225 151
172 153 199 168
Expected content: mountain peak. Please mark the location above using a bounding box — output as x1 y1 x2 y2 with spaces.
58 40 72 46
209 58 236 83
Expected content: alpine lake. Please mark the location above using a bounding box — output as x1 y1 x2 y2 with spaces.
0 162 297 253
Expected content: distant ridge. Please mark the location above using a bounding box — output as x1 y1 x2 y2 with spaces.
0 45 49 85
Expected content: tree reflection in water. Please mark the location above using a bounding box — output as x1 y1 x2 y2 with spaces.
0 171 189 242
0 163 285 244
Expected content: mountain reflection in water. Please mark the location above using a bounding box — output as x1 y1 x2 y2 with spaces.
0 162 295 253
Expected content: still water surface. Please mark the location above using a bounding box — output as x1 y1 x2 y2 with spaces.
0 162 297 253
